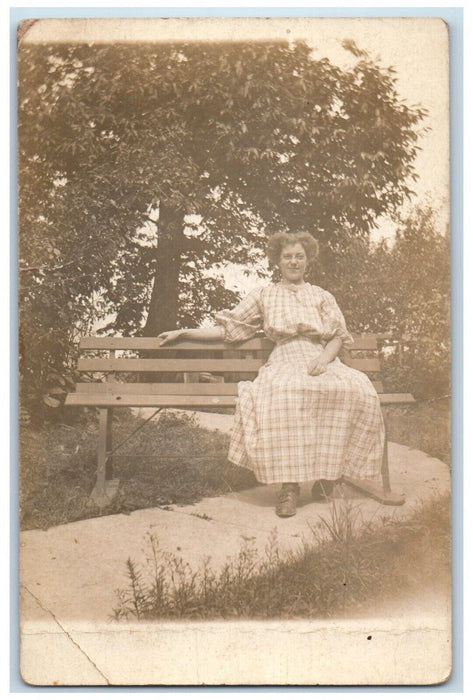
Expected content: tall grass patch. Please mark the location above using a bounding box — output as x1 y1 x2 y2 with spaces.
384 398 450 464
20 410 256 530
112 494 450 620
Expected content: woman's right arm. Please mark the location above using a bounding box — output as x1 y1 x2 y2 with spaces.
159 287 263 346
157 326 224 346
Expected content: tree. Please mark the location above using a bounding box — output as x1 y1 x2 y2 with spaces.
378 206 450 398
326 205 449 399
18 39 426 409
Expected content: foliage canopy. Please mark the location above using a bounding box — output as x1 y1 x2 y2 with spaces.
19 39 432 410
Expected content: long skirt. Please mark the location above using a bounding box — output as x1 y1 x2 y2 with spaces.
227 337 385 484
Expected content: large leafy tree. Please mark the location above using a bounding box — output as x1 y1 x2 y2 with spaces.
18 39 426 407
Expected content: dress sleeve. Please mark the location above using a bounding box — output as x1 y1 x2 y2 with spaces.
320 291 354 348
215 287 263 343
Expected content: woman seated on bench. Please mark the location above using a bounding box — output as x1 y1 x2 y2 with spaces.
158 231 385 518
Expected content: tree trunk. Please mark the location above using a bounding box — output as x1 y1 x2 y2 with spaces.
142 204 184 337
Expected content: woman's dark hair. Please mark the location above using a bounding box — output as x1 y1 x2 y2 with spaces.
267 231 320 266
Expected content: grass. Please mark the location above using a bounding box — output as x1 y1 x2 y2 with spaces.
19 410 256 531
19 398 450 531
383 397 450 465
112 493 451 620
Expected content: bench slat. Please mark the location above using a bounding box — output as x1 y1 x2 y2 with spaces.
78 335 379 352
77 358 265 372
370 380 384 393
66 391 414 408
346 337 378 351
77 357 380 373
66 393 239 408
75 382 242 395
379 393 416 404
75 379 385 394
79 337 275 351
343 358 380 372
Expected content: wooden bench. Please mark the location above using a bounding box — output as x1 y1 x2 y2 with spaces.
65 335 415 507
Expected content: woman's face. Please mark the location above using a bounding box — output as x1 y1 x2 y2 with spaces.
279 243 308 284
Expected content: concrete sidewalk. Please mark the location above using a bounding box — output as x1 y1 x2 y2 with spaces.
19 411 451 686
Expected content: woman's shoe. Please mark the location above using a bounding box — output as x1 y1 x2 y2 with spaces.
311 479 337 501
276 483 300 517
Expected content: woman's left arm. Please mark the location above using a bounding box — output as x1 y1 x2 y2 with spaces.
309 290 352 376
308 336 343 376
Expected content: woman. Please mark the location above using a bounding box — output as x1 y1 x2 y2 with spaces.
158 232 385 518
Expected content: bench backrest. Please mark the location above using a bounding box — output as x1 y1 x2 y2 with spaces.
75 335 382 389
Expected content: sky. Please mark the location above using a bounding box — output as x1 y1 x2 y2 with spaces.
24 16 450 291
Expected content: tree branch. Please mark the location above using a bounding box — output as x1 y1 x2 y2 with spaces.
19 261 77 273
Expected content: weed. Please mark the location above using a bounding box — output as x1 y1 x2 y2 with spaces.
315 498 362 543
112 494 450 620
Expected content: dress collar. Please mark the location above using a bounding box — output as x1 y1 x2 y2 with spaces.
278 281 308 292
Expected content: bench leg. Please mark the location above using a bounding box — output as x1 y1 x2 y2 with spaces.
381 415 391 493
342 414 405 506
88 408 120 508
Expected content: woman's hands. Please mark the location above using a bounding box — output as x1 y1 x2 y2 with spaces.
308 336 343 375
157 329 184 346
308 357 328 376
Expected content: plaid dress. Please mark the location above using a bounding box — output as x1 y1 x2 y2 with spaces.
216 282 384 484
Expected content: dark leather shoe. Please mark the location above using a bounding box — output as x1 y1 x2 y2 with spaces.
311 479 337 501
276 484 299 517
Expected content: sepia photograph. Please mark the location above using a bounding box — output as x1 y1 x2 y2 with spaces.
17 16 452 686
